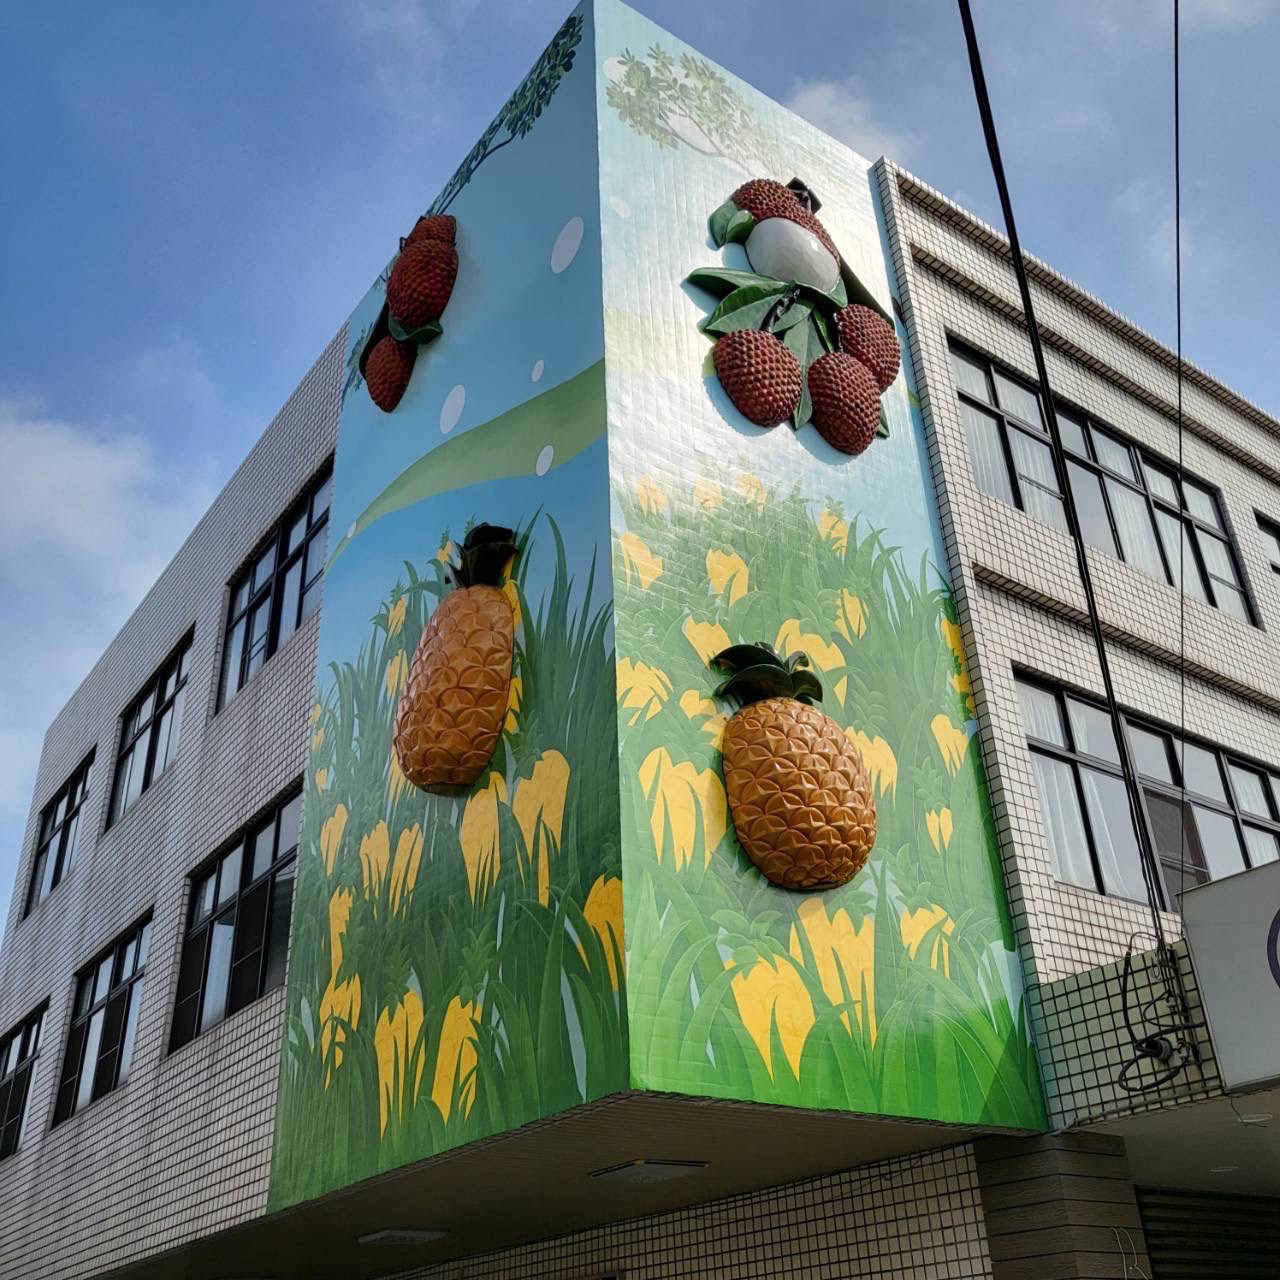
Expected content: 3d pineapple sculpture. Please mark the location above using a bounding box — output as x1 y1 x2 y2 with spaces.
393 524 518 792
713 642 876 891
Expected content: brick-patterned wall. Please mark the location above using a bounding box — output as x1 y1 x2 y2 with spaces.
384 1144 993 1280
0 329 345 1280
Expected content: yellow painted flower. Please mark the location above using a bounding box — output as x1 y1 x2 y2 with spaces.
388 752 409 806
513 750 570 906
931 713 971 774
940 617 966 669
319 804 348 875
581 875 624 990
788 898 876 1042
502 577 522 630
504 672 523 735
635 475 668 515
617 658 672 725
386 595 408 636
459 772 507 900
926 807 954 853
846 729 898 798
774 620 844 701
310 703 323 726
314 767 328 791
431 996 480 1122
319 975 362 1079
619 532 664 590
374 989 425 1136
706 548 750 605
359 821 391 898
327 887 354 979
951 670 975 715
817 508 849 555
384 649 409 698
436 540 454 564
638 748 727 870
678 689 727 747
389 823 424 914
693 477 724 510
682 617 731 664
728 955 814 1080
311 726 326 752
834 589 867 642
900 905 955 978
737 473 767 510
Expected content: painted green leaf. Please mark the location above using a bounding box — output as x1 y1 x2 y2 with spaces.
783 315 828 427
388 314 444 345
686 266 782 298
878 404 890 439
708 199 741 246
700 283 789 337
725 209 754 244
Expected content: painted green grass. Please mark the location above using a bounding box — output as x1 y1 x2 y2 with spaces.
270 516 626 1209
613 470 1045 1131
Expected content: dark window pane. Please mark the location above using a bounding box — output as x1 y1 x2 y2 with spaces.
252 544 277 592
1179 742 1226 801
231 576 249 617
1146 790 1206 902
1144 461 1179 504
249 816 277 882
174 926 209 1007
150 706 173 779
1258 520 1280 568
300 576 323 623
311 473 333 520
194 873 216 922
93 956 113 1005
1010 433 1067 531
951 348 992 401
277 558 303 646
1129 726 1173 783
304 522 328 587
993 370 1043 427
136 921 151 969
1244 826 1280 866
1107 482 1166 581
245 602 271 678
1092 431 1135 480
286 511 308 554
28 848 50 911
118 987 142 1083
91 990 129 1101
228 880 271 1015
1228 763 1272 818
1017 681 1066 745
1054 407 1088 456
1066 699 1120 763
961 401 1014 504
61 810 81 876
1067 462 1118 556
76 1010 105 1113
1155 512 1208 601
218 843 243 905
1080 768 1147 902
1198 533 1242 588
200 913 236 1033
1183 481 1221 528
277 795 303 859
1030 753 1096 889
1192 805 1248 880
221 616 247 705
262 862 296 994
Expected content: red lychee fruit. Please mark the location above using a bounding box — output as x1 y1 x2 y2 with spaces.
365 335 417 412
731 178 841 268
387 239 458 330
712 329 803 427
405 214 457 247
835 304 900 392
807 352 880 455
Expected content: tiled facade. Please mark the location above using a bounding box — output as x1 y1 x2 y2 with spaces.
1 152 1276 1279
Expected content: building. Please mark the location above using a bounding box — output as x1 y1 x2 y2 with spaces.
1 3 1277 1277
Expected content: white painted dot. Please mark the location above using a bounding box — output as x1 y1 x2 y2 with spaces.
535 444 554 476
550 216 585 273
602 57 626 84
609 196 630 218
439 384 466 434
530 359 545 383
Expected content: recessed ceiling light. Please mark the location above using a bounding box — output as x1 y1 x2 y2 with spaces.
1236 1112 1273 1125
357 1229 448 1246
591 1158 707 1185
1210 1165 1240 1174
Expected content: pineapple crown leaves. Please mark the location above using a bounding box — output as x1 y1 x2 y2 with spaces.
711 640 823 707
446 523 518 589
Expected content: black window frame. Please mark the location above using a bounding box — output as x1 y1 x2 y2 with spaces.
169 786 302 1052
26 751 94 915
52 916 151 1126
218 462 333 709
1017 673 1280 907
1257 513 1280 575
0 1005 46 1159
951 341 1256 625
108 633 193 828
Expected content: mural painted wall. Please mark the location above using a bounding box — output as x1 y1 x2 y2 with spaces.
269 5 629 1210
596 1 1044 1129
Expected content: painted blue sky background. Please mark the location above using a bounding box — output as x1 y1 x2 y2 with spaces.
2 0 1278 924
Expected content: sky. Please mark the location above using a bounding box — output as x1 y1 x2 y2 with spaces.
1 0 1277 925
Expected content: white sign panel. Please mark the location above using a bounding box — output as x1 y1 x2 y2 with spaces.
1182 859 1280 1091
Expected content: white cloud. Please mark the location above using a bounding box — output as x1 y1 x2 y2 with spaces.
1184 0 1278 27
784 76 915 165
1114 178 1228 284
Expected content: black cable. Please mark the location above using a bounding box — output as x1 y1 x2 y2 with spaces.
955 1 1195 1071
1174 0 1189 914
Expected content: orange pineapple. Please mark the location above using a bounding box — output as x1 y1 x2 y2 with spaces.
713 642 875 890
393 524 518 792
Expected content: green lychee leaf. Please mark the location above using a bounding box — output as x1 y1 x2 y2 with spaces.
783 315 828 428
724 209 755 244
877 403 890 439
700 283 790 337
708 198 743 247
686 266 782 298
388 314 444 345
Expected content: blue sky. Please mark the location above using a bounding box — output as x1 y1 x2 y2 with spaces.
1 0 1277 922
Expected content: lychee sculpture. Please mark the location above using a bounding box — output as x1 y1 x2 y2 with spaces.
689 177 902 456
358 213 461 414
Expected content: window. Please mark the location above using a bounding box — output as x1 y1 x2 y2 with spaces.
26 752 94 913
169 788 301 1050
219 464 332 707
109 635 192 826
1017 675 1280 907
950 343 1254 622
1258 514 1280 574
53 918 151 1125
0 1007 45 1159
